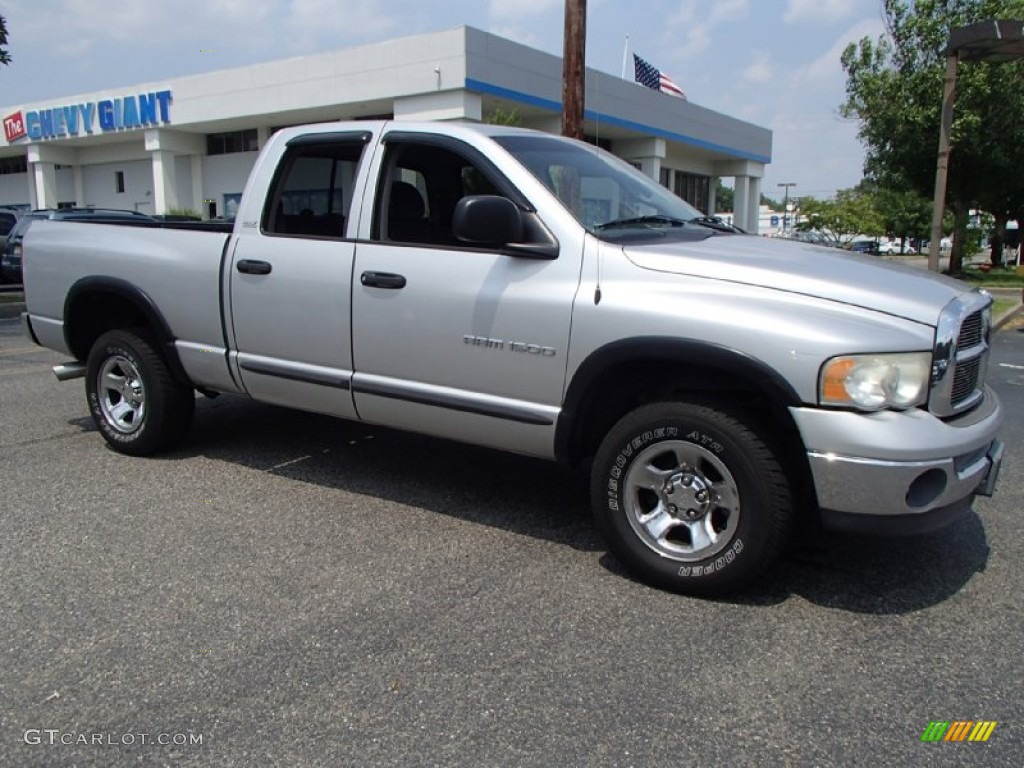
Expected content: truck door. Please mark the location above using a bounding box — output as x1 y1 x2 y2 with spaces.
350 133 585 458
228 132 371 418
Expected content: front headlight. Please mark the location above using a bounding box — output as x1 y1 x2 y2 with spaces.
819 352 931 410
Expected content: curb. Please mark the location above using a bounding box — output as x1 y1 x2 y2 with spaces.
994 301 1023 330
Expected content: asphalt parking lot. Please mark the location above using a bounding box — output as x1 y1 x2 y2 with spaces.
1 312 1022 767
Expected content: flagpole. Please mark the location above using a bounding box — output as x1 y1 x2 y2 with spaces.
621 35 630 79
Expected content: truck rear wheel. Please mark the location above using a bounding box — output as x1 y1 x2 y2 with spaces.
591 401 793 596
85 329 195 456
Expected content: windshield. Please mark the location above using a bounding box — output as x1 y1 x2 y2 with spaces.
493 134 710 241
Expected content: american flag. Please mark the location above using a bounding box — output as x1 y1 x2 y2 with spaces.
633 53 686 100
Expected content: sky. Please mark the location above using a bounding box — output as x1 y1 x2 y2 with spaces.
0 0 888 200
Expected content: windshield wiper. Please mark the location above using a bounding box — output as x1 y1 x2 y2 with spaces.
689 216 745 233
594 214 689 231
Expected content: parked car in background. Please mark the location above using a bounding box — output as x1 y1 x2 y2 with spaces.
847 240 880 255
0 208 23 238
1 208 156 284
878 239 917 256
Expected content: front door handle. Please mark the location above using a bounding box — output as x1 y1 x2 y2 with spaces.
360 271 406 289
237 259 272 275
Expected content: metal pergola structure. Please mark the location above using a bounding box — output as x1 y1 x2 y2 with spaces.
928 19 1024 272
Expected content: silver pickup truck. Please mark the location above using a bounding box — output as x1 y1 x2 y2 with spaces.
21 121 1004 595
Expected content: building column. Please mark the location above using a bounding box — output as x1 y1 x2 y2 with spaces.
73 166 85 208
27 144 77 209
191 155 204 216
27 163 38 208
746 176 761 234
733 176 751 233
32 162 58 209
394 90 483 121
151 150 179 214
637 156 662 182
708 177 718 216
256 126 270 149
611 138 667 183
145 129 204 216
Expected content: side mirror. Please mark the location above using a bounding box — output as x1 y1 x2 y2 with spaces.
452 195 523 247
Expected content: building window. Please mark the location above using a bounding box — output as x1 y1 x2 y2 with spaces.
0 156 28 175
206 129 259 156
674 172 711 215
659 168 672 189
115 171 125 194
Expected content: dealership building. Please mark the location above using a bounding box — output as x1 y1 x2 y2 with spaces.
0 26 772 231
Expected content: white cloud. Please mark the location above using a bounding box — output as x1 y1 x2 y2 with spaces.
793 17 884 90
666 0 750 62
488 0 561 21
742 51 774 84
283 0 398 51
784 0 860 25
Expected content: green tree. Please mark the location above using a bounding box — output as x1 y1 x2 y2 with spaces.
714 180 733 213
840 0 1024 273
483 106 522 126
797 188 884 246
0 15 11 65
711 181 781 214
873 183 933 251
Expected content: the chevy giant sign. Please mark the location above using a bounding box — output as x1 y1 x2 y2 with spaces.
4 89 173 143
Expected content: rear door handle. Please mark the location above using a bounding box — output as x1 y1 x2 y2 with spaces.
237 259 272 275
360 271 406 289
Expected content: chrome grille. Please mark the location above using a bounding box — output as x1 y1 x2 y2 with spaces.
958 310 983 349
951 356 981 404
931 294 992 417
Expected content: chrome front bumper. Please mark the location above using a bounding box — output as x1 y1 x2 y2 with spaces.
790 387 1003 529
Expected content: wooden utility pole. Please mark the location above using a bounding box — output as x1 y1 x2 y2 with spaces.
562 0 586 139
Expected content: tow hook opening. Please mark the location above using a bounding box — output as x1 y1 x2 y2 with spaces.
906 468 947 510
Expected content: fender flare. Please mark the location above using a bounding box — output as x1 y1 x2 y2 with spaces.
554 336 804 463
63 276 190 384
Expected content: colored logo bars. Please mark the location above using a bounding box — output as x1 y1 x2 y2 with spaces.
921 720 997 742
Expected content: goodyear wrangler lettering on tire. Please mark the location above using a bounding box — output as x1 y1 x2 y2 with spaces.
591 402 792 596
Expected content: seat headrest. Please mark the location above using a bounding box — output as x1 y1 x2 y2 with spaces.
389 181 425 220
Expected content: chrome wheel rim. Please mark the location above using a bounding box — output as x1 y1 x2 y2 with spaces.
623 440 741 562
97 355 146 434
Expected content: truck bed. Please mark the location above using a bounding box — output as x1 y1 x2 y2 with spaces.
23 220 232 381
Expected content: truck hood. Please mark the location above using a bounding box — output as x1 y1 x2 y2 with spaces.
623 234 970 326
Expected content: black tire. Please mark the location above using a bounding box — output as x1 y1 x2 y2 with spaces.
85 329 195 456
591 401 793 596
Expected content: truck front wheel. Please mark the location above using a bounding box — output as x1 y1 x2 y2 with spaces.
85 329 195 456
591 401 793 596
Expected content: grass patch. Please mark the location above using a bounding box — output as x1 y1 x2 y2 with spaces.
0 291 24 303
992 297 1017 318
961 266 1024 287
